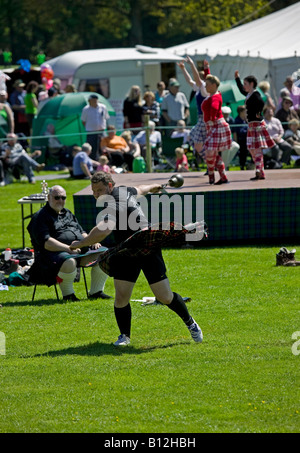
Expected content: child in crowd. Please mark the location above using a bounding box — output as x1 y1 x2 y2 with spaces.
175 147 189 172
96 155 111 173
233 105 250 170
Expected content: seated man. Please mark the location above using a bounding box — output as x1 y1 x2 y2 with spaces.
100 125 134 170
171 119 190 146
27 185 111 300
1 133 45 183
72 143 99 179
133 121 162 161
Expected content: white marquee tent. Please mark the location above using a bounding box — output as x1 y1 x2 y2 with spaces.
167 2 300 101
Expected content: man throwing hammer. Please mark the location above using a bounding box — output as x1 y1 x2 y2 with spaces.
70 172 203 346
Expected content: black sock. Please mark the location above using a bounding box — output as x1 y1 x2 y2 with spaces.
114 304 131 337
167 292 193 326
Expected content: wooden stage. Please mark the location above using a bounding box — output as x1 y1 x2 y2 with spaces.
75 169 300 195
73 169 300 244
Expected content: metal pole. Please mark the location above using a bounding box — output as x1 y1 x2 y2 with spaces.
144 115 152 173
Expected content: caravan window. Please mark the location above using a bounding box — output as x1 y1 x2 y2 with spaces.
78 78 110 98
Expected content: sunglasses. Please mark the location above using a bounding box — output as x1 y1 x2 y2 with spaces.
53 195 66 201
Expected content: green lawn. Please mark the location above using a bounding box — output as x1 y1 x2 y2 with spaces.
0 176 299 433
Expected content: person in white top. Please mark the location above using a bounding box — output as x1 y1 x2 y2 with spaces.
81 94 110 160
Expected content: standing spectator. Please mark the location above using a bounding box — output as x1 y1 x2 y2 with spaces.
275 96 299 130
0 90 14 133
233 105 250 170
72 143 99 179
2 49 12 66
123 85 144 130
161 78 190 136
258 81 276 111
282 76 300 112
235 71 275 180
65 84 76 93
155 81 168 104
36 51 46 65
275 88 290 113
9 79 29 136
24 81 39 136
142 91 160 125
81 94 110 160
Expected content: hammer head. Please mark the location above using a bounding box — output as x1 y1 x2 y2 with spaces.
168 174 184 188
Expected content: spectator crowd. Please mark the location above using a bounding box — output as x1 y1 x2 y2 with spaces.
1 67 300 187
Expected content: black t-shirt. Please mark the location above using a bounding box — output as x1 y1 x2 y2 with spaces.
123 98 143 123
99 186 149 244
27 202 85 251
235 77 265 122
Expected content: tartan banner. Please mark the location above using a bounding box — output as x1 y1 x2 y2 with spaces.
73 187 300 243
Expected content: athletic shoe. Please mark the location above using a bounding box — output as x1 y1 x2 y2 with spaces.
114 334 130 346
89 290 112 300
188 319 203 343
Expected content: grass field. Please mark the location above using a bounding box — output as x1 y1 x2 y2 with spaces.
0 176 299 433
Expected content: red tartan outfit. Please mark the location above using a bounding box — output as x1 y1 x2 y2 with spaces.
201 92 232 183
236 77 275 178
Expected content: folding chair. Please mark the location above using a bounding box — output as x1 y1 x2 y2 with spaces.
31 266 89 302
32 282 59 302
161 136 184 168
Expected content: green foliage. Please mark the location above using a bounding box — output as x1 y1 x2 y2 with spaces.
0 0 298 61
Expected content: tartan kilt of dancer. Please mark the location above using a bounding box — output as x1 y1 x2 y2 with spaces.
204 118 232 151
247 120 275 150
190 115 207 144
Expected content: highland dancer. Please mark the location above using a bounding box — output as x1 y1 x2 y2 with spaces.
235 71 275 180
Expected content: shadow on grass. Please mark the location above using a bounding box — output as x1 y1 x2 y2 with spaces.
28 340 190 358
3 298 82 308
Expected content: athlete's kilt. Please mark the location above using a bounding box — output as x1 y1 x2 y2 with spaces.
247 120 275 150
204 118 232 151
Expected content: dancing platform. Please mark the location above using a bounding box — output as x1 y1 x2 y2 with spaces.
73 169 300 245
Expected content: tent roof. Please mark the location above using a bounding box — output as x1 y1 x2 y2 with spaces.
167 2 300 60
47 45 183 78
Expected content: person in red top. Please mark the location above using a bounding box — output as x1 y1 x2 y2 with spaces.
175 147 189 172
200 74 232 184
